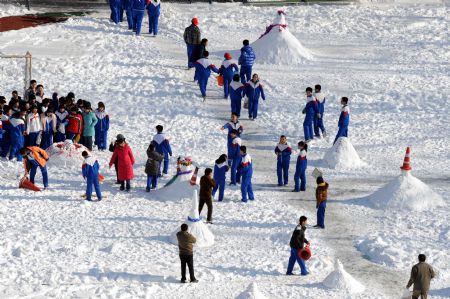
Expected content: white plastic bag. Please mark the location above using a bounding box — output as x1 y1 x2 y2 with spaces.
243 97 249 109
401 289 412 299
36 131 42 146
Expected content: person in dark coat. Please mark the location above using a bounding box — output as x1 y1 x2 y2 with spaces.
176 224 198 283
406 254 436 299
145 143 163 192
183 18 201 68
199 168 215 223
286 215 309 276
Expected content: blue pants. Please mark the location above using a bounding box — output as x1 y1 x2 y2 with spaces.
40 132 53 150
30 164 48 188
86 175 101 201
240 65 252 84
248 98 259 119
27 132 39 147
212 179 225 201
158 158 169 175
223 77 231 98
1 137 10 158
303 119 314 141
294 170 306 191
333 126 348 144
277 158 290 186
95 131 108 150
231 98 242 117
241 175 254 202
126 8 134 29
133 9 145 35
111 5 120 24
119 7 124 22
146 175 158 189
54 132 65 143
198 78 208 97
186 44 195 67
287 248 308 275
148 14 159 35
66 132 76 141
9 140 23 161
314 114 326 137
317 201 326 228
230 158 240 184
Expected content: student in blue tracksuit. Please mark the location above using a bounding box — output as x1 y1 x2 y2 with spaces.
146 0 160 36
218 52 239 99
244 73 266 120
54 105 68 143
302 87 319 142
132 0 146 35
194 51 219 100
221 113 243 166
275 135 292 186
123 0 133 29
82 151 102 201
313 84 326 138
333 97 350 144
94 102 110 151
293 141 307 192
8 110 26 161
212 154 229 202
238 39 256 84
238 146 254 202
229 130 242 186
40 109 56 150
151 125 172 176
228 74 245 117
0 106 12 158
110 0 121 24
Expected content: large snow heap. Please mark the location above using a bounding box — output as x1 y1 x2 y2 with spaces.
46 140 89 168
236 283 268 299
323 137 365 169
323 259 365 294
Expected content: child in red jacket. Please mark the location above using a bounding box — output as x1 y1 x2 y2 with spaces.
66 107 83 142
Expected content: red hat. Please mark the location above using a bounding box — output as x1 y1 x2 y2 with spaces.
192 18 199 26
224 52 232 60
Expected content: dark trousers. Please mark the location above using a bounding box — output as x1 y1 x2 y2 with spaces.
179 254 195 281
83 136 93 151
120 180 131 190
199 197 213 221
412 291 428 299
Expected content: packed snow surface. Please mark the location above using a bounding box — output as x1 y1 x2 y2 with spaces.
323 137 365 169
367 172 444 211
236 283 268 299
323 259 365 294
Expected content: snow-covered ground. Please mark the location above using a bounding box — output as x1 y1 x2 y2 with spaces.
0 2 449 298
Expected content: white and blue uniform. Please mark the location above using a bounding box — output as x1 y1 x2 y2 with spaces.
151 133 172 175
194 58 219 97
303 96 319 141
275 142 292 186
212 161 229 202
94 109 109 151
218 59 239 98
26 112 42 147
110 0 122 24
8 117 25 161
82 155 102 201
244 80 266 120
54 110 68 143
229 136 241 185
40 114 56 150
334 104 350 144
146 0 160 35
294 149 307 192
132 0 146 35
314 92 326 137
239 153 254 202
222 120 243 166
229 81 245 117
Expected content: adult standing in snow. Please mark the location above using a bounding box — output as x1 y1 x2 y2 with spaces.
109 135 135 191
314 176 328 229
146 0 161 36
184 18 201 68
275 135 291 186
238 145 254 202
406 254 435 299
199 168 216 223
218 52 239 99
109 134 124 184
151 125 172 176
212 154 229 202
286 215 309 276
293 141 307 192
194 51 219 101
132 0 146 36
244 73 266 120
238 39 256 84
302 87 319 143
176 224 198 283
82 151 102 201
20 146 49 190
313 84 326 138
24 80 37 102
333 97 350 144
81 102 98 151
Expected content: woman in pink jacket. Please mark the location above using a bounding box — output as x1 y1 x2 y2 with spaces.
109 135 135 191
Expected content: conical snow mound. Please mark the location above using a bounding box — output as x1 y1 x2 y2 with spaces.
367 172 444 211
323 137 365 169
236 283 267 299
169 190 214 247
323 259 365 294
46 140 89 168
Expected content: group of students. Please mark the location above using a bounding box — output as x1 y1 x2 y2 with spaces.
0 80 110 162
109 0 161 36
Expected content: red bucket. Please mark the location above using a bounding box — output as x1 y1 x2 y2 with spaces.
298 244 311 261
216 75 224 86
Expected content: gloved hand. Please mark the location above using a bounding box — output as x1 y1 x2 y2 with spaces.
302 108 306 114
316 113 321 119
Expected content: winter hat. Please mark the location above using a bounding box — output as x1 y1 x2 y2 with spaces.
224 52 232 60
191 18 199 26
116 134 125 142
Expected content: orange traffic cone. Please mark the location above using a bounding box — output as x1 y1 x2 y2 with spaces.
190 167 199 186
19 177 41 192
400 147 412 171
176 158 181 174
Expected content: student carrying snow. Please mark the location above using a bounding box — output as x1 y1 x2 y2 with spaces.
94 102 109 151
199 168 216 223
82 151 102 201
238 39 256 84
26 105 42 147
229 129 242 186
212 154 229 202
146 0 161 36
286 215 309 276
145 143 163 192
20 146 49 190
244 73 266 120
151 125 172 176
313 84 326 138
54 105 68 143
40 108 56 150
293 141 307 192
218 53 239 99
302 87 319 143
333 97 350 144
238 145 254 202
176 223 198 283
275 135 292 186
228 74 245 117
109 135 135 191
314 176 328 229
194 51 219 101
221 113 243 166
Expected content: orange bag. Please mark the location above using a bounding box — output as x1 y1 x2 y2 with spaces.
216 75 224 86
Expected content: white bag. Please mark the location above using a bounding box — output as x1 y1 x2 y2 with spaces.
311 168 323 179
36 131 42 146
58 123 65 134
401 289 412 299
243 97 249 109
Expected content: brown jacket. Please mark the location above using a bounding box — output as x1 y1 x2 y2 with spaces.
407 262 435 291
315 182 329 208
199 175 215 199
176 231 196 255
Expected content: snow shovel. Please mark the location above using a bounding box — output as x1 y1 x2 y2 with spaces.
19 176 41 192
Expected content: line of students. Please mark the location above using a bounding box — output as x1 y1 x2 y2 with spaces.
110 0 161 36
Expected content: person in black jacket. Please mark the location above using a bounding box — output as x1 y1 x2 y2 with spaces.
286 215 309 276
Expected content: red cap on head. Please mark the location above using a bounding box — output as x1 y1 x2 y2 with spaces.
224 52 232 60
192 18 199 26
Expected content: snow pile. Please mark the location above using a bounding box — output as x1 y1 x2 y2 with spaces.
249 11 313 65
367 172 444 211
169 190 214 248
46 140 89 168
323 259 365 294
236 283 267 299
323 137 365 169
